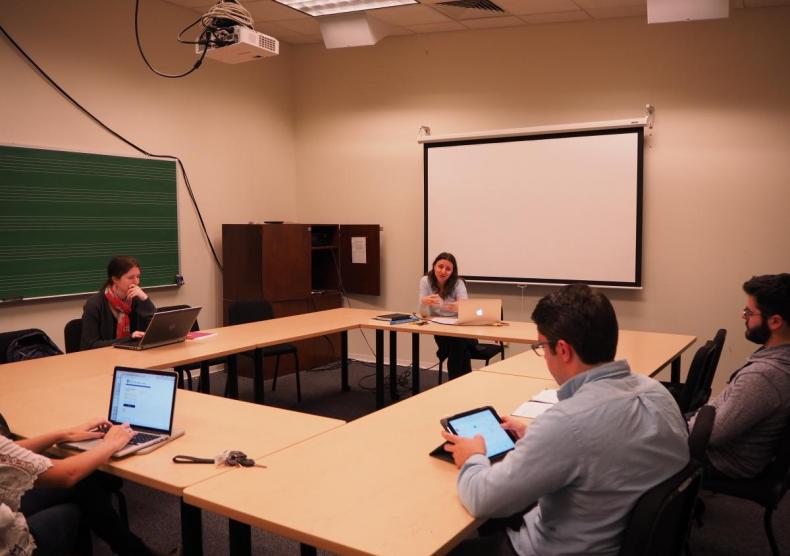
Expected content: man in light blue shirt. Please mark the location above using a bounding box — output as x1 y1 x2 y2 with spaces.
442 284 689 555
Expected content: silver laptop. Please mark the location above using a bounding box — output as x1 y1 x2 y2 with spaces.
62 367 184 458
113 306 201 350
431 299 502 326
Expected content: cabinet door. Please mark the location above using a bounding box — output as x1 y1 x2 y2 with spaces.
338 225 380 296
261 224 311 302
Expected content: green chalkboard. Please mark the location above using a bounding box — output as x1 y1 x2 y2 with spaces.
0 145 179 301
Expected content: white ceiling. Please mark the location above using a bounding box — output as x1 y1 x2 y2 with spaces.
161 0 790 45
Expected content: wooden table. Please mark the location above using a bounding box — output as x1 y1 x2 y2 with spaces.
359 317 695 406
183 372 556 556
0 371 344 556
480 329 697 382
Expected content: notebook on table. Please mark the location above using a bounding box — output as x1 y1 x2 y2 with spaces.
113 306 201 350
62 367 184 458
431 299 502 326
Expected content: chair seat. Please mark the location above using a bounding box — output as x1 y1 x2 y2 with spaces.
704 474 789 508
261 343 297 357
472 343 504 359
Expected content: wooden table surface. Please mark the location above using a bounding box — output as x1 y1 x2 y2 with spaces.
480 329 697 381
183 372 556 556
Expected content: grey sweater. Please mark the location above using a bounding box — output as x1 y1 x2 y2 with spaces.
700 344 790 478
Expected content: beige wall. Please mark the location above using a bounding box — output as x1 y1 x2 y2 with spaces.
2 3 789 395
291 8 790 392
1 0 297 347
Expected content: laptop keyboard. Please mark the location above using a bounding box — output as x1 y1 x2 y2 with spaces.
129 432 161 445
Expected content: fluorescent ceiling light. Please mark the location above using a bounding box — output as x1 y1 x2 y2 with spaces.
273 0 417 17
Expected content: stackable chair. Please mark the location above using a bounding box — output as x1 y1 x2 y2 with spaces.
227 300 301 402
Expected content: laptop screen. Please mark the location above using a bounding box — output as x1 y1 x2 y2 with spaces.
109 368 177 433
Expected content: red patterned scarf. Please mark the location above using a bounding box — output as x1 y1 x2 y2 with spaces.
104 287 132 339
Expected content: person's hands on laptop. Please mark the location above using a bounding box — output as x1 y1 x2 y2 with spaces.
101 425 135 452
58 418 114 442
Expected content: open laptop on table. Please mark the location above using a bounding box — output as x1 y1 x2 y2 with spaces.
431 298 502 326
113 306 201 350
62 367 184 458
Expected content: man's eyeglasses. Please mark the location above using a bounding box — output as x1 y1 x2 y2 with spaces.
742 308 764 320
531 341 551 357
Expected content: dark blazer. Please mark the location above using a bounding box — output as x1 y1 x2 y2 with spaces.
80 290 156 350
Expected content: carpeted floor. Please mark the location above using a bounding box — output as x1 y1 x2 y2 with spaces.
92 362 790 555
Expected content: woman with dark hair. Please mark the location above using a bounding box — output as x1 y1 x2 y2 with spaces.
419 252 477 379
80 256 156 350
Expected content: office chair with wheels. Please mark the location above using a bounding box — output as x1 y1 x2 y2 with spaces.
618 405 715 556
64 319 82 354
228 300 302 402
437 307 506 384
702 414 790 556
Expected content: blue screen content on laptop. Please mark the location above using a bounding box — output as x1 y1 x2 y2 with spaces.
448 409 516 459
110 369 176 431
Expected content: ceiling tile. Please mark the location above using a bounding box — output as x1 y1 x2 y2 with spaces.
274 17 322 33
367 4 452 24
585 5 646 18
573 0 645 8
245 0 308 21
522 10 590 22
462 15 527 27
161 0 216 8
493 0 580 15
404 20 468 31
284 34 324 43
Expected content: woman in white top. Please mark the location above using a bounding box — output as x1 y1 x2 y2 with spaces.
0 419 155 555
419 252 477 379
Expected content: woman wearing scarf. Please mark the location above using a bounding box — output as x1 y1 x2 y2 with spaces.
80 256 156 350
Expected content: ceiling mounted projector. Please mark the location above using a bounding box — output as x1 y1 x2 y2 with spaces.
196 25 279 63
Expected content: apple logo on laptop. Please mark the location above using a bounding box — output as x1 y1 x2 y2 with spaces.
476 308 483 316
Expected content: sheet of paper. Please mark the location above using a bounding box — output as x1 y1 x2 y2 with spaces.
531 389 558 404
512 401 553 419
430 317 458 325
351 237 366 264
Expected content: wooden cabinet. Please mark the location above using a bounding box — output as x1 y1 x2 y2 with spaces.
222 223 380 376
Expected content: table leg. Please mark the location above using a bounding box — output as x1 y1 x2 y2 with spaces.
376 330 384 409
412 333 420 395
229 519 251 556
341 330 349 392
253 348 264 404
671 356 681 385
389 330 399 401
199 362 210 394
225 355 238 400
180 499 202 556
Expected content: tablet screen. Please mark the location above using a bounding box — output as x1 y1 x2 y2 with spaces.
446 407 516 460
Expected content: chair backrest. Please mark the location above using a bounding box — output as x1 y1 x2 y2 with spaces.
157 305 199 332
64 319 83 353
689 405 716 463
677 341 716 413
699 328 727 403
619 404 714 556
0 329 63 364
618 462 703 556
228 300 274 326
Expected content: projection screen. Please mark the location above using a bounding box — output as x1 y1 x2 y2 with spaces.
424 126 643 288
